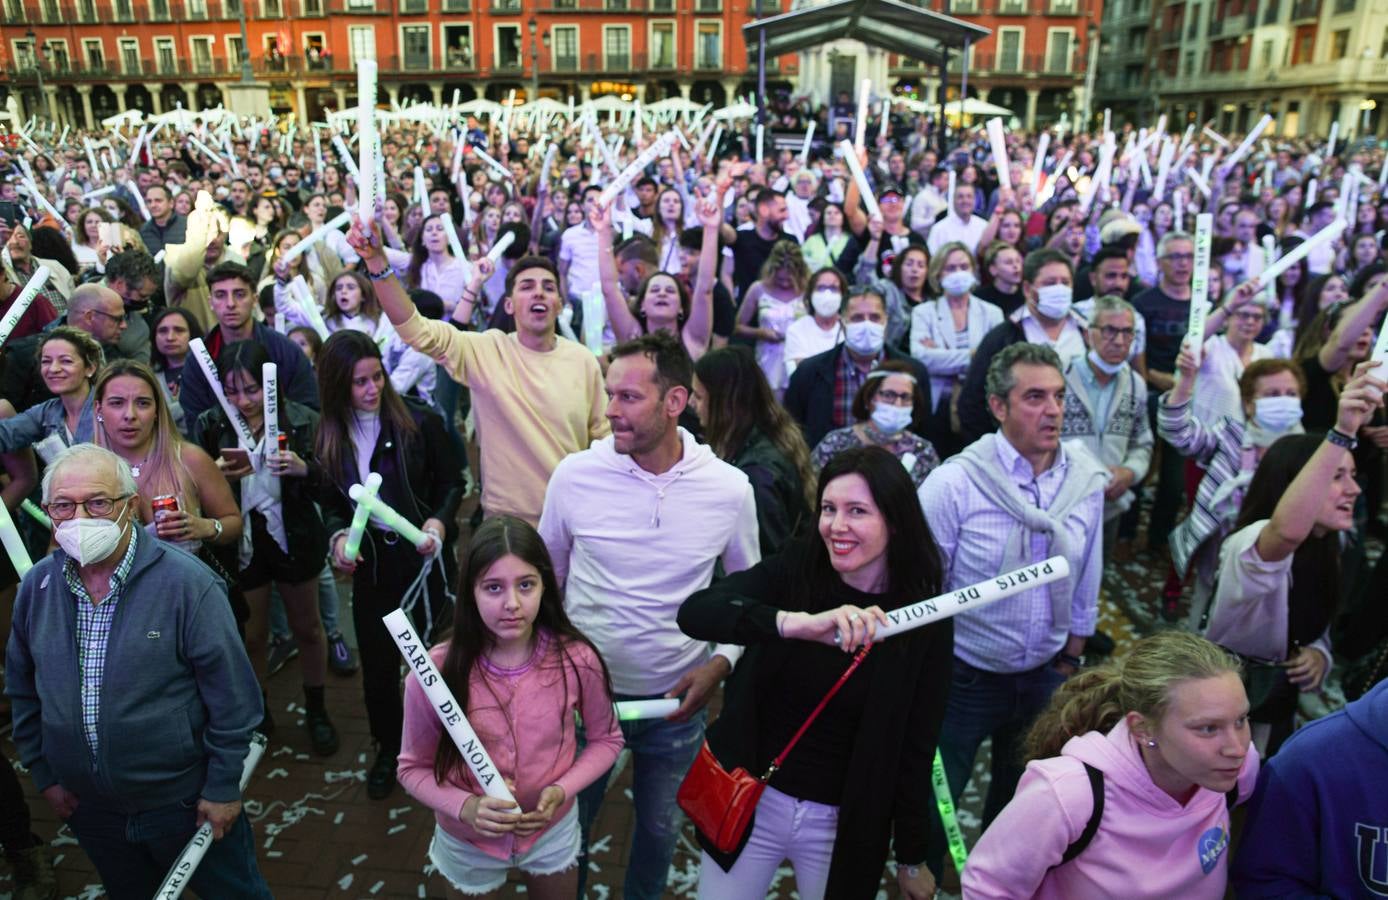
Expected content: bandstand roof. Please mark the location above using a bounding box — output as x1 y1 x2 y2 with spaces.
742 0 990 68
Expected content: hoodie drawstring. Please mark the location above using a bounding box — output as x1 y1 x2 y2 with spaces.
628 467 684 527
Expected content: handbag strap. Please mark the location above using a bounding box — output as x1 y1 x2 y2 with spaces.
763 644 872 780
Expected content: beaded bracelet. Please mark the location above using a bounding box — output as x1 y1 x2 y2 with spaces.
366 267 395 282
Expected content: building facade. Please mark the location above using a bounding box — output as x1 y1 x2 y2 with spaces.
1092 0 1151 125
0 0 795 125
1148 0 1388 139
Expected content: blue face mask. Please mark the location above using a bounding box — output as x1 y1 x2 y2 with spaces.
870 403 913 435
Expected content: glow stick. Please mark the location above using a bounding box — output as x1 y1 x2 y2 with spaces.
800 120 816 164
947 169 957 211
933 749 969 873
414 165 428 210
357 59 378 220
1262 234 1276 304
154 733 267 900
614 699 680 721
343 472 381 562
597 132 677 207
1030 133 1050 195
349 487 431 549
331 134 361 180
484 230 515 263
262 363 279 470
837 556 1071 643
383 609 516 803
986 118 1011 192
1152 136 1175 202
188 338 255 449
1080 135 1115 214
878 99 890 142
0 501 33 578
1186 168 1211 198
1223 114 1272 174
1103 108 1111 134
83 138 100 175
288 277 330 341
440 213 466 263
81 185 117 200
1326 121 1339 165
1185 213 1214 366
373 133 386 203
0 267 51 348
313 130 324 175
281 209 353 262
126 182 151 221
1174 189 1184 231
755 123 764 162
1202 126 1230 148
854 78 871 150
473 145 512 181
710 125 724 160
19 499 50 529
838 139 880 218
1265 220 1349 288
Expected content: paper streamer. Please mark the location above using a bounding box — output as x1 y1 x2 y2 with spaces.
1259 218 1347 284
357 60 378 218
343 472 381 562
614 699 680 720
189 338 255 449
154 733 267 899
1185 213 1214 367
800 121 816 163
837 556 1071 644
348 485 433 550
484 231 515 264
0 266 51 348
933 748 969 873
839 140 880 219
384 608 515 802
986 118 1011 192
598 132 677 208
0 500 33 578
854 79 871 150
281 210 353 263
262 363 279 470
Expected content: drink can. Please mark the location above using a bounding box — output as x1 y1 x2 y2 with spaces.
152 494 179 522
278 434 288 453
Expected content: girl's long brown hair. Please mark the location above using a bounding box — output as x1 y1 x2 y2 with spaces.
323 271 383 329
313 330 417 488
93 359 195 510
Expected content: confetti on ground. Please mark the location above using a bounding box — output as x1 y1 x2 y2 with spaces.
334 811 345 825
352 854 368 866
266 850 283 858
265 768 289 780
388 823 407 835
273 745 294 757
337 873 353 890
295 753 310 761
369 879 385 894
389 805 413 820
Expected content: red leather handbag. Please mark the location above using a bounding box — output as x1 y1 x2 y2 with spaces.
677 645 872 853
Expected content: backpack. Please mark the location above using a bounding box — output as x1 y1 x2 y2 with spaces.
1058 763 1241 864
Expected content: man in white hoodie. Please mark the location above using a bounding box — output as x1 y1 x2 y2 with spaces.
539 331 760 900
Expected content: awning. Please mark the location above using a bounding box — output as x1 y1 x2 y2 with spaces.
742 0 991 68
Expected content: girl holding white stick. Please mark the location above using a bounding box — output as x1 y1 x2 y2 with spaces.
398 515 623 900
380 214 472 316
677 446 949 900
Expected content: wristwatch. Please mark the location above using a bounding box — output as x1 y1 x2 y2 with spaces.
1057 652 1086 669
209 518 224 543
1327 428 1359 451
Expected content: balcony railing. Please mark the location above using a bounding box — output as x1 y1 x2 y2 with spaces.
538 0 679 9
442 0 468 7
695 53 721 69
1289 0 1318 17
490 0 520 10
442 48 475 69
400 0 425 10
694 0 720 10
970 51 1084 75
1208 16 1223 35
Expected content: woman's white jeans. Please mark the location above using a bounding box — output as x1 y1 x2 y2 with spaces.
696 785 839 900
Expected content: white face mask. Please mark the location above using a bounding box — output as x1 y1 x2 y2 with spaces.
940 270 977 297
812 289 842 318
54 501 130 566
1087 349 1126 376
870 402 913 434
844 320 885 356
1253 395 1303 433
1035 284 1074 319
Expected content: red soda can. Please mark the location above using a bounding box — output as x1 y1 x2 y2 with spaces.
278 434 288 453
152 494 179 522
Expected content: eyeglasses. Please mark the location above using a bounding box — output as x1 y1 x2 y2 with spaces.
1232 310 1267 322
875 389 914 406
45 494 130 521
1097 325 1136 342
88 308 126 323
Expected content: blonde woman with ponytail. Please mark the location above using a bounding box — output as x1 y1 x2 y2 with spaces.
962 632 1258 899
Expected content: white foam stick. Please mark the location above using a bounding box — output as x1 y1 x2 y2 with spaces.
947 168 957 210
1371 304 1388 366
351 489 431 550
383 609 516 803
1202 126 1231 148
838 139 880 218
343 472 382 561
878 99 890 142
1379 161 1388 189
836 557 1071 644
854 78 871 150
414 165 428 209
0 500 33 579
313 130 324 175
83 138 100 175
987 118 1012 192
1152 137 1176 202
473 145 512 181
1185 213 1214 367
129 125 147 165
633 100 643 145
598 132 677 207
1030 133 1051 195
1264 160 1276 189
0 267 51 348
1262 234 1276 304
614 699 680 721
189 338 255 449
1174 189 1184 231
440 213 466 263
800 120 816 164
188 137 224 166
755 123 764 162
1139 152 1153 189
451 133 466 177
221 135 241 177
1103 108 1111 134
357 59 378 219
59 124 70 147
282 210 353 263
537 143 559 195
262 362 279 468
288 277 330 341
1223 114 1273 174
1326 121 1339 164
21 178 65 228
1340 171 1356 223
154 733 267 900
1186 168 1211 198
1305 177 1318 207
331 134 361 180
1153 114 1167 139
81 185 117 200
710 125 724 160
1080 135 1116 213
1177 123 1196 157
484 230 515 263
1261 219 1347 284
126 182 151 221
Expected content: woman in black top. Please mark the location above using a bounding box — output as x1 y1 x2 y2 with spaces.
678 446 950 900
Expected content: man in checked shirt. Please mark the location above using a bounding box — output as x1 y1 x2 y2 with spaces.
5 445 268 899
917 342 1109 878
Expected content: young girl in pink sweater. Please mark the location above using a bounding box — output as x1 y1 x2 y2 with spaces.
397 516 623 899
962 631 1259 900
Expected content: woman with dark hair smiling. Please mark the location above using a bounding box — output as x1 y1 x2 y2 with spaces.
678 445 950 900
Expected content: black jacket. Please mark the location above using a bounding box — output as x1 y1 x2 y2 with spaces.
191 399 328 561
678 539 952 898
318 400 464 552
956 320 1027 443
179 321 319 434
782 343 933 450
731 427 808 559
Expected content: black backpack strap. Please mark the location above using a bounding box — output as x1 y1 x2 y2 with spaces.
1058 763 1106 865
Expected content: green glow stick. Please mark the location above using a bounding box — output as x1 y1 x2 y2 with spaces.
614 699 679 720
343 472 382 562
932 748 968 874
0 501 33 578
20 499 50 529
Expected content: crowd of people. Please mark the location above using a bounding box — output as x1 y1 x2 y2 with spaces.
1 97 1387 900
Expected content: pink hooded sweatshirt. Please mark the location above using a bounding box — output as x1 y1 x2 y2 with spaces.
961 719 1260 899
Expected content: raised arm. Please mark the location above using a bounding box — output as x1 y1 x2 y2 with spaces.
593 202 643 343
684 183 727 359
844 146 870 236
451 258 493 329
347 217 418 327
1320 279 1388 373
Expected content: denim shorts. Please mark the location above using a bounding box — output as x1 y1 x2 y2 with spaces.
429 803 579 895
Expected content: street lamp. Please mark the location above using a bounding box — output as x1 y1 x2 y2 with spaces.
25 28 44 121
528 17 539 102
235 0 254 82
